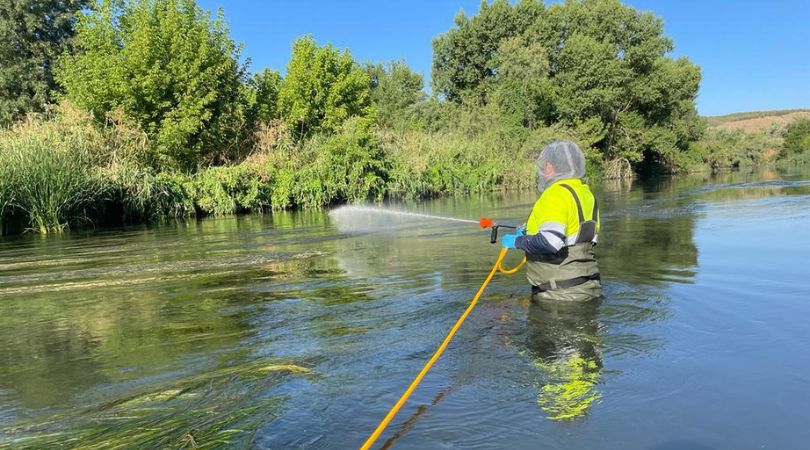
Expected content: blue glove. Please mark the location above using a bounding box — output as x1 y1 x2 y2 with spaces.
501 233 519 249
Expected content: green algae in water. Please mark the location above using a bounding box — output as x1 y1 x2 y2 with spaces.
1 360 314 449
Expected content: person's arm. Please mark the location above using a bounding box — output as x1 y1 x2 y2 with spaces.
515 224 565 254
514 188 568 255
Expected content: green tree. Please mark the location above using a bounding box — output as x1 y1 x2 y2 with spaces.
531 0 702 168
0 0 89 125
251 68 282 124
366 61 425 129
431 0 702 172
489 36 553 128
782 118 810 157
57 0 250 171
277 36 372 138
560 1 696 168
431 0 544 103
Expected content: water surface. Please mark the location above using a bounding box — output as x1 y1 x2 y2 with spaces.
1 168 809 449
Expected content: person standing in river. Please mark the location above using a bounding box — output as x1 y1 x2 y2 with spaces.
501 141 601 302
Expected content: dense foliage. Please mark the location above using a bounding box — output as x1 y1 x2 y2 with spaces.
366 61 425 129
432 0 544 103
0 106 104 233
57 0 251 170
431 0 703 171
687 128 780 171
0 0 802 234
782 119 810 160
0 0 88 124
277 36 373 138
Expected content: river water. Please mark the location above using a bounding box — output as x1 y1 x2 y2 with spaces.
1 168 809 449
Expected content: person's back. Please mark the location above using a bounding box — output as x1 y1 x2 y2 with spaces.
501 141 601 302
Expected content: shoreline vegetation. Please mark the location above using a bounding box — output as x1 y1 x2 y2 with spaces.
1 0 809 235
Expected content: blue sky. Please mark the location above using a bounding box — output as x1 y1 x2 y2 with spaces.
197 1 810 116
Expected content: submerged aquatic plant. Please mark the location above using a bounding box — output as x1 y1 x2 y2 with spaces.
1 360 313 449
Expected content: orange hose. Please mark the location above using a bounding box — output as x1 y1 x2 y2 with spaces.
360 248 524 450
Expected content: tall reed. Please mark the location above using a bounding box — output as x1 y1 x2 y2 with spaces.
0 113 104 233
0 163 11 235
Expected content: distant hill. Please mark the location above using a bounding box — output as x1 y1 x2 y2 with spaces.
706 109 810 133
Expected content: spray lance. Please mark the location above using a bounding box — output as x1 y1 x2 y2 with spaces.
478 217 517 244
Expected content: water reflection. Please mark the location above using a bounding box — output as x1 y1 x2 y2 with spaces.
527 299 603 420
2 167 808 448
0 217 327 447
597 176 700 287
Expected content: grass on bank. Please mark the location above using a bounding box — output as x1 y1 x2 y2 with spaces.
2 104 808 236
0 107 543 235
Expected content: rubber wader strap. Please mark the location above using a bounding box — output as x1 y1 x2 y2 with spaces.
532 273 601 293
559 183 597 244
559 184 584 223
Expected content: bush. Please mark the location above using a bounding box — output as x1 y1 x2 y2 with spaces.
684 128 781 172
102 160 195 221
312 117 388 203
267 117 388 208
380 105 612 199
383 119 526 198
0 104 203 233
191 164 272 215
383 131 507 198
782 118 810 160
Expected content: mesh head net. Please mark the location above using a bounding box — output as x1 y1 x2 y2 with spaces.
536 141 586 192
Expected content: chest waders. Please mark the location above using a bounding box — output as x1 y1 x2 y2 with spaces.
527 184 601 302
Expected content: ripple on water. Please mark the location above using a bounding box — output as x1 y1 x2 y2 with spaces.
3 170 810 449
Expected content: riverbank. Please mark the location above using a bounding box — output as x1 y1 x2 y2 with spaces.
0 104 537 235
6 102 810 236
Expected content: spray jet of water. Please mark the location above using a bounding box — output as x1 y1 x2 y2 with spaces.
328 205 478 233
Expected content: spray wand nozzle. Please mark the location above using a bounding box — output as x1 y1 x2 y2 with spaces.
479 217 516 244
